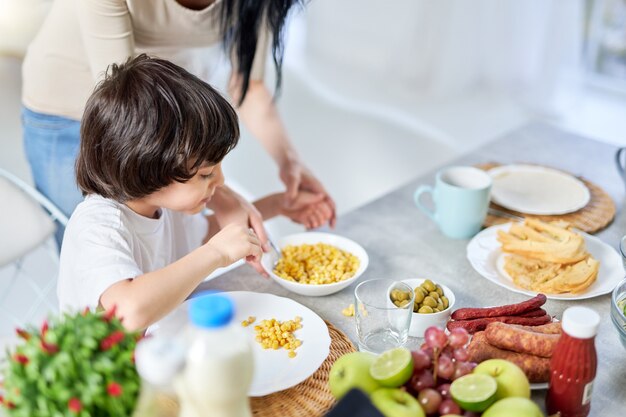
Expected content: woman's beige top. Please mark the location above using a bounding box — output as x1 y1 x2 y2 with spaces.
22 0 269 120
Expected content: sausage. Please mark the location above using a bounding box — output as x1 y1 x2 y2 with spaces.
451 294 547 320
484 322 559 358
446 314 552 334
517 308 547 318
511 321 562 335
467 332 551 383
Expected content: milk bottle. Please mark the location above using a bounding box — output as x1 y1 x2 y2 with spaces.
175 293 254 417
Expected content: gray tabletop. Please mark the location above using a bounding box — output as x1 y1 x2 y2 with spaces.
197 123 626 415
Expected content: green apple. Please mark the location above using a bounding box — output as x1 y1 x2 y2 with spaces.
371 388 425 417
473 359 531 400
482 397 543 417
328 352 380 399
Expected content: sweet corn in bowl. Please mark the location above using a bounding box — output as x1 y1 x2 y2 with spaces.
261 232 369 296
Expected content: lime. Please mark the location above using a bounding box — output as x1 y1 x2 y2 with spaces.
369 347 413 387
450 374 498 412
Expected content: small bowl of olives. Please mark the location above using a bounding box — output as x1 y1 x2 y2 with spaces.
397 278 455 338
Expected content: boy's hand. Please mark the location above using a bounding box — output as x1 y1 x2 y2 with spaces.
282 191 334 229
209 186 270 252
206 224 263 268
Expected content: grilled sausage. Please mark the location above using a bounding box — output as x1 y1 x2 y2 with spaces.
451 294 547 320
467 332 551 383
484 322 559 358
447 314 552 334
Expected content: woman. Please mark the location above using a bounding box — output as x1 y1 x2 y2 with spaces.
21 0 335 249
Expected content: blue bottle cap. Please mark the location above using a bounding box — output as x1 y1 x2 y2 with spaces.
189 293 234 328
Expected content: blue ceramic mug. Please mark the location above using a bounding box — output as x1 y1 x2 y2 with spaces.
414 166 492 239
616 148 626 190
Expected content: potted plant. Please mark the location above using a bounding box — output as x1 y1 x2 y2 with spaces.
1 307 140 416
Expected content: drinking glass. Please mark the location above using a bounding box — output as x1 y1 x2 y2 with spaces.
354 279 414 354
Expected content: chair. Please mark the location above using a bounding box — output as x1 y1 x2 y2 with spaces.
0 167 67 354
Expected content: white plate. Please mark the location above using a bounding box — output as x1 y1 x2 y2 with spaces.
227 291 331 396
466 223 625 300
488 165 590 215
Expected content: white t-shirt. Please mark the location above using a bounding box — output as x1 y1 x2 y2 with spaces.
58 194 208 312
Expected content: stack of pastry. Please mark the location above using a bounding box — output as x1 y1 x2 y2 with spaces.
498 219 599 294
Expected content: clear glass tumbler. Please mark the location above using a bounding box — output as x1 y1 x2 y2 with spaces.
354 279 414 354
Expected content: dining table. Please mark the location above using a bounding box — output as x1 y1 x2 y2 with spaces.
195 122 626 415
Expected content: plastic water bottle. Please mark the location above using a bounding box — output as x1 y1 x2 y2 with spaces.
133 337 185 417
175 293 254 417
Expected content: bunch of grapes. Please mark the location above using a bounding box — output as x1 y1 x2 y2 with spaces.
406 326 478 416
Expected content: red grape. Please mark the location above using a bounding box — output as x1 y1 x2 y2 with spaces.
425 326 448 349
442 345 455 358
452 361 474 380
409 369 435 392
420 345 435 360
448 328 470 348
439 398 462 415
412 350 431 371
417 388 442 415
437 383 452 399
453 347 469 362
436 354 455 380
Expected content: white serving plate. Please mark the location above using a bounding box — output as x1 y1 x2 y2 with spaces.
488 165 590 215
466 223 625 300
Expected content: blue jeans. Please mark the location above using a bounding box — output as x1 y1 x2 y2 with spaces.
22 107 83 246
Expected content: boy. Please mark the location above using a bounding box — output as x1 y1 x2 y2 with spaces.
59 55 329 330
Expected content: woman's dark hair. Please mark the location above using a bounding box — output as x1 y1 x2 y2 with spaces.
221 0 304 104
76 54 239 202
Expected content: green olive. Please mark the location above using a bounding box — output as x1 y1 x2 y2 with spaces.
398 299 410 308
413 290 425 303
423 280 436 292
418 305 434 314
436 285 444 297
429 291 440 300
441 296 449 309
432 307 441 313
423 296 437 308
389 289 400 301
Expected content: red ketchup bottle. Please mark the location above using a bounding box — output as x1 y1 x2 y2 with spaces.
546 306 600 417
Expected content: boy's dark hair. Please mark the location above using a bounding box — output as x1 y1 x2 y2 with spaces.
76 54 239 202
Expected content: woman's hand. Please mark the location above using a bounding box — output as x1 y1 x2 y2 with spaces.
281 191 334 229
280 159 337 228
207 186 269 276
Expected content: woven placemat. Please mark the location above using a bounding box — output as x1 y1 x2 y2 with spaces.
251 322 355 417
478 163 615 234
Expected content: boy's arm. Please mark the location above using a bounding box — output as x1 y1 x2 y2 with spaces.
100 224 262 331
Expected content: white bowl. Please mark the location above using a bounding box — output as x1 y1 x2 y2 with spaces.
401 278 456 338
261 232 369 297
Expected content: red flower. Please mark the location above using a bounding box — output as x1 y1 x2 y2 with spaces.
100 330 125 351
15 328 30 341
107 382 123 397
40 320 49 337
103 305 117 322
68 397 82 413
14 354 29 365
40 340 59 354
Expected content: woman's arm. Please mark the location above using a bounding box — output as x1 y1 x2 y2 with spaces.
76 0 135 81
100 223 262 331
232 78 337 227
